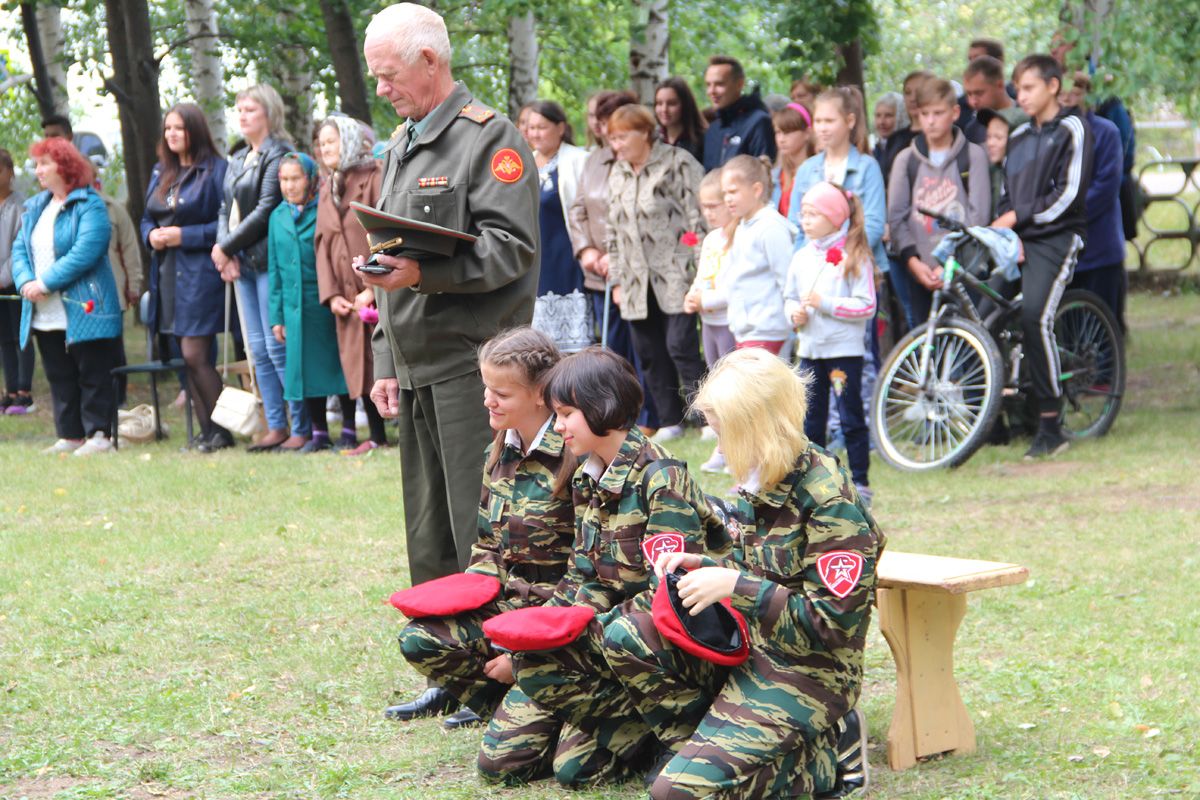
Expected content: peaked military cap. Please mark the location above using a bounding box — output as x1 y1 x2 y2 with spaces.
350 201 477 265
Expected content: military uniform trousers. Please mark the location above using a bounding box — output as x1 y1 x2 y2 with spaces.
604 608 845 799
397 370 494 586
398 604 626 786
512 616 658 786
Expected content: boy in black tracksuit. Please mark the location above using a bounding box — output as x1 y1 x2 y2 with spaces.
989 54 1093 459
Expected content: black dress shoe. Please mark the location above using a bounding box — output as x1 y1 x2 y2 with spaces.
197 429 235 453
442 707 483 729
383 687 459 721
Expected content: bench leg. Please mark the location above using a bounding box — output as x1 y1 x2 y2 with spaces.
878 587 976 770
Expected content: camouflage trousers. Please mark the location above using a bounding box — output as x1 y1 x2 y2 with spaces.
512 618 656 786
398 608 627 786
604 609 847 799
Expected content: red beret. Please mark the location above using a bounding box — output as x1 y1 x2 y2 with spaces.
482 605 596 652
389 572 502 618
652 571 750 666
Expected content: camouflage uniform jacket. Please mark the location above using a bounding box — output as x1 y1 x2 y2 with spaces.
466 420 574 607
549 427 731 622
720 444 886 690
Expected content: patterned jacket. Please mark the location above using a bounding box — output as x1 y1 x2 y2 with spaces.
549 427 731 623
721 444 886 691
466 421 575 607
605 142 705 321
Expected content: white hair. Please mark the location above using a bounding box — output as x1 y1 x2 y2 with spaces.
366 3 452 66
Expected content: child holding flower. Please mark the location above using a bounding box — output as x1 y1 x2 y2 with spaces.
785 181 876 500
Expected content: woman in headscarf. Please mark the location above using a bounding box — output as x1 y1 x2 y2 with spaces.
268 152 348 453
314 114 388 453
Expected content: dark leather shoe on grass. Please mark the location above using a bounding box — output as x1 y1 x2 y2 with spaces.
383 687 458 721
442 707 483 729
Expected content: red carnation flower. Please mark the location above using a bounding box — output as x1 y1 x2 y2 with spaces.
825 247 844 266
83 300 96 314
680 231 700 248
358 306 379 325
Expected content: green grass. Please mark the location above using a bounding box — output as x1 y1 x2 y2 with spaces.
2 294 1200 799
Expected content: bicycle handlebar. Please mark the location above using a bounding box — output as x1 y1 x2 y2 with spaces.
917 207 967 234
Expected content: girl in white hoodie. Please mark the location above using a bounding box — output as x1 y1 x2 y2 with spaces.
784 181 876 498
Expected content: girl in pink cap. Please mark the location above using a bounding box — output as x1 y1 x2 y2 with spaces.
784 180 876 502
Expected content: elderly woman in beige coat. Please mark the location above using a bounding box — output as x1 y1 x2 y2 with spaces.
606 103 706 440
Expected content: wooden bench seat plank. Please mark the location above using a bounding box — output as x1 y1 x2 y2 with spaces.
877 551 1028 594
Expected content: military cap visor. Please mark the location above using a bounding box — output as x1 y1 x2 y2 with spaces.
350 201 477 264
389 572 501 618
652 570 750 666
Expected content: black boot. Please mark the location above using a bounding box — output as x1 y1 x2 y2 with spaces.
815 707 869 798
442 707 484 729
383 687 459 721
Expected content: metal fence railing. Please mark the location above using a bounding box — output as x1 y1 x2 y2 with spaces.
1131 157 1199 273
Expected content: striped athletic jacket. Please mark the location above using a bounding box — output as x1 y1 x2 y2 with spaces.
999 105 1094 241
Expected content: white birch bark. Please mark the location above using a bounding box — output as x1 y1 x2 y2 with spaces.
184 0 226 153
35 3 69 116
507 10 538 120
629 0 669 105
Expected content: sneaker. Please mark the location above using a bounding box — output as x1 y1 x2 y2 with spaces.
1023 428 1069 460
74 432 114 457
332 434 358 452
854 484 874 507
0 393 13 410
298 437 333 454
5 395 35 415
651 424 685 443
343 440 380 456
43 438 84 455
701 448 726 473
700 425 718 442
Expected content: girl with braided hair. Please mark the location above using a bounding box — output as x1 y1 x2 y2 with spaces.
394 327 584 780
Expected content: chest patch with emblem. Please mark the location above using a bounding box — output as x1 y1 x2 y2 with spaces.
491 148 525 183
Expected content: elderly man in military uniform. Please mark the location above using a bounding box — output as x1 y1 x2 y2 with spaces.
358 2 540 722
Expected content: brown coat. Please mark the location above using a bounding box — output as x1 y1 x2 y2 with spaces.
315 165 381 398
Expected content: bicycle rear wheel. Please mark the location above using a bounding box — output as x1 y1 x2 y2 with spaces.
872 317 1005 471
1056 289 1125 438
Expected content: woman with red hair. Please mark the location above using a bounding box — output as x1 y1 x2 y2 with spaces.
11 137 123 455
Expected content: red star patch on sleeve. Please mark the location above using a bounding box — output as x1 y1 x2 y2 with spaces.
816 551 865 599
490 148 524 183
642 532 686 564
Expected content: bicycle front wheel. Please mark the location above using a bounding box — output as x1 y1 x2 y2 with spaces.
872 317 1006 471
1056 289 1125 439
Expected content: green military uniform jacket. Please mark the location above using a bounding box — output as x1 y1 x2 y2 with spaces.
549 427 731 623
720 443 886 691
466 419 575 606
371 82 541 389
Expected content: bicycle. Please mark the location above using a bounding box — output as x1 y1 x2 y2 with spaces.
870 210 1125 471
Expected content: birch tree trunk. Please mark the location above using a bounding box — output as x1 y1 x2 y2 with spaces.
184 0 226 154
19 1 60 119
34 3 69 116
506 10 538 120
271 9 315 145
629 0 668 105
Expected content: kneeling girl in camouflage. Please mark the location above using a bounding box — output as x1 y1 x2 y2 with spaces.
492 346 730 787
603 347 885 799
393 327 577 782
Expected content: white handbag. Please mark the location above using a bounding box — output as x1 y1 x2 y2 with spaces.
210 282 264 437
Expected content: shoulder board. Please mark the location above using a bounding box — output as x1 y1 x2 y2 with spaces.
459 104 495 125
391 123 407 140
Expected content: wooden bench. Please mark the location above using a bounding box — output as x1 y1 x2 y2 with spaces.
876 551 1029 770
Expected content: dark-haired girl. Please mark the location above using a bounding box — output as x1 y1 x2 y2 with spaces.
394 328 579 782
509 346 730 787
655 77 707 162
142 103 230 450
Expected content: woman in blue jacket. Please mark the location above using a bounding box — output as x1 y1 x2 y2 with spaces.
142 103 230 452
12 137 122 456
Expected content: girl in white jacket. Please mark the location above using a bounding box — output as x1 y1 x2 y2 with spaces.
784 181 876 498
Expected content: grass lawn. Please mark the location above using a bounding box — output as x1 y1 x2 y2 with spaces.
1 292 1198 799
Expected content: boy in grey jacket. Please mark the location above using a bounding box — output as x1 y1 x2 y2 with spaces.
888 78 991 326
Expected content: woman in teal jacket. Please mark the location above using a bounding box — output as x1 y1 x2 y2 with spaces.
12 137 122 455
268 153 348 453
